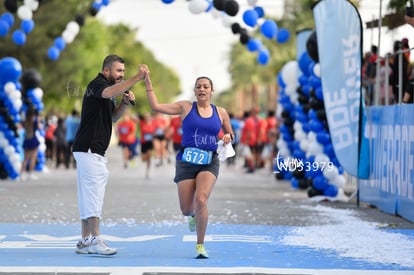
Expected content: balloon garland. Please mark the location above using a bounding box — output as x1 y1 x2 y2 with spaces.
160 0 291 66
47 0 111 61
274 31 347 199
0 57 24 180
0 0 114 180
0 0 39 46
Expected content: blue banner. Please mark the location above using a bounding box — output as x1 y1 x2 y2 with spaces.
313 0 369 179
360 105 414 222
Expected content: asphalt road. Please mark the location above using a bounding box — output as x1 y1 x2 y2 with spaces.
0 144 412 229
0 144 413 275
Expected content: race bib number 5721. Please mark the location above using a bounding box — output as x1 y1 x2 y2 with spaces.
181 147 213 165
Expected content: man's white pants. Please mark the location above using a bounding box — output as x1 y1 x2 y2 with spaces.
73 151 108 220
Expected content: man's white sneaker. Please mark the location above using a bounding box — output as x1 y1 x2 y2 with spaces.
75 240 89 254
88 238 117 255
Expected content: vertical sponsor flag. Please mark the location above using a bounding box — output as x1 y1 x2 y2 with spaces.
296 29 312 61
312 0 369 179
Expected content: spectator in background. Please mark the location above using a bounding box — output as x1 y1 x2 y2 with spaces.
138 112 155 179
365 45 378 105
379 55 394 105
227 113 241 167
390 40 409 103
263 110 278 171
152 112 169 167
240 107 260 173
20 106 41 181
116 110 136 169
44 114 57 162
54 116 67 169
65 109 80 169
170 115 183 153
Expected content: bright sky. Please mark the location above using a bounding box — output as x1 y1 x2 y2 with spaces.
98 0 413 99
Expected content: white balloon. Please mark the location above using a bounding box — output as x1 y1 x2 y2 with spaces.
188 0 208 14
24 0 39 11
276 137 287 149
284 85 296 96
222 15 234 28
5 145 15 156
323 165 339 181
66 21 80 36
210 8 222 18
313 63 321 77
62 30 76 44
294 130 306 141
13 98 22 110
307 131 317 142
293 121 302 131
17 5 32 20
289 92 298 104
279 147 290 158
13 161 22 173
281 60 298 87
10 153 20 163
0 138 7 147
299 139 309 152
4 82 16 94
332 174 346 187
308 141 323 156
314 153 330 164
33 87 43 99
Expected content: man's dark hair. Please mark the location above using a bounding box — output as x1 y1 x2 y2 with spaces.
371 45 378 54
102 55 124 70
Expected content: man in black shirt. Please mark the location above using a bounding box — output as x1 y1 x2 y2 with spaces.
72 55 148 255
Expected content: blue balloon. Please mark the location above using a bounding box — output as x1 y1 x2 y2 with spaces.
302 122 310 133
102 0 110 5
323 184 338 197
291 178 299 189
277 28 290 43
295 111 307 123
323 143 335 158
47 46 60 61
315 86 323 100
12 30 26 45
260 19 277 39
316 131 330 145
246 38 261 52
92 2 102 10
1 12 14 28
242 9 258 27
0 20 9 37
54 37 66 50
298 51 313 75
257 48 270 65
298 74 309 86
309 119 324 132
0 57 22 83
309 75 321 89
313 175 328 191
161 0 175 4
254 6 265 18
21 19 34 33
301 84 312 96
